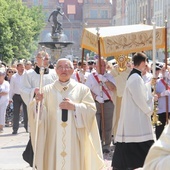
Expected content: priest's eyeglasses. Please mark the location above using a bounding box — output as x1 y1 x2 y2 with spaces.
57 66 73 71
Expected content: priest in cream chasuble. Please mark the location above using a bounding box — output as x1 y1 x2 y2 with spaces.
28 58 104 170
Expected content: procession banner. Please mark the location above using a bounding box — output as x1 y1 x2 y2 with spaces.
81 24 165 57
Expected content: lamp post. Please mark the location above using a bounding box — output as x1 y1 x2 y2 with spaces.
0 54 3 62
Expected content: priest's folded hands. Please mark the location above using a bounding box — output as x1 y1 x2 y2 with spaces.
59 98 76 111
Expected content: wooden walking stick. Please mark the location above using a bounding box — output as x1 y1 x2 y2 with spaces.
32 59 45 170
164 17 169 125
96 27 106 145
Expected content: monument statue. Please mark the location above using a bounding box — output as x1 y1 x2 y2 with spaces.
39 7 73 57
48 7 64 36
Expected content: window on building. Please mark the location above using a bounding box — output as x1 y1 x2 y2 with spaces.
100 10 108 18
155 1 158 11
145 5 147 18
160 0 163 10
93 0 105 3
64 29 71 41
59 0 64 3
140 7 142 21
90 10 98 18
43 0 48 6
45 13 49 21
78 0 83 3
158 15 160 25
67 5 76 14
68 14 75 20
73 29 80 42
33 0 38 5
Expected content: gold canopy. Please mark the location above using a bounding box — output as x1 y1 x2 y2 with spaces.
81 24 165 57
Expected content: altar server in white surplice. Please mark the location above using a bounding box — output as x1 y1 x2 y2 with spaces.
28 58 104 170
21 51 58 167
20 51 57 105
112 52 155 170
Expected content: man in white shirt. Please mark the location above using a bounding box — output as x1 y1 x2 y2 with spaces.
85 58 116 153
24 61 32 70
72 60 90 84
155 65 170 139
9 62 27 134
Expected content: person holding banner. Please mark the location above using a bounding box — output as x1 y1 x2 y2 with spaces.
85 58 116 153
71 60 90 84
28 58 104 170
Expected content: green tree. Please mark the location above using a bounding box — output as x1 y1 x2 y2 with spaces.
0 0 45 64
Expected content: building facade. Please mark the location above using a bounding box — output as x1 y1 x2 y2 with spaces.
83 0 112 27
22 0 113 59
117 0 170 60
22 0 170 60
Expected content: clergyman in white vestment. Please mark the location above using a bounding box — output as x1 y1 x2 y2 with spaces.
143 124 170 170
28 58 104 170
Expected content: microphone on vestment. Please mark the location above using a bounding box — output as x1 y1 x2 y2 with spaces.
62 109 68 122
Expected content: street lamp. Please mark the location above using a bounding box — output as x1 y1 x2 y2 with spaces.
0 54 3 62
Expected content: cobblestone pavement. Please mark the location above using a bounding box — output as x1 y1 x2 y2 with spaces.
0 125 114 170
102 146 114 170
0 125 32 170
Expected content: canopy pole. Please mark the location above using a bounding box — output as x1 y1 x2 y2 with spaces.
96 27 106 145
164 17 169 124
81 48 85 68
151 18 162 126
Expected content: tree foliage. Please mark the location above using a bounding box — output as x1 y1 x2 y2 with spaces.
0 0 45 64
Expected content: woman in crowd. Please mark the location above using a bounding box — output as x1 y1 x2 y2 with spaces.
5 68 16 127
5 68 16 82
0 68 10 133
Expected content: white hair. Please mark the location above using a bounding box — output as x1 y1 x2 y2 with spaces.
56 58 74 69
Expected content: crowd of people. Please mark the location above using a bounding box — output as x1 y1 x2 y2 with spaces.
0 51 170 169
